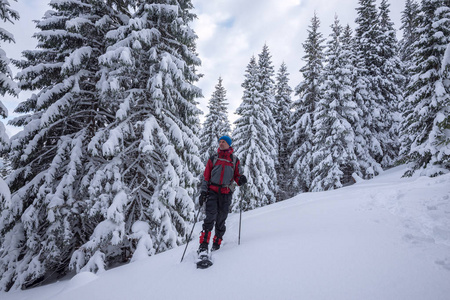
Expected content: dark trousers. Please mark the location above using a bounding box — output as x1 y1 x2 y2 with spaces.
202 190 232 239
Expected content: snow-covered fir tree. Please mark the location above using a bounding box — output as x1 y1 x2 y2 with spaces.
257 43 278 147
289 12 325 193
232 56 276 211
0 0 19 153
256 43 278 197
354 0 391 175
274 62 292 200
377 0 405 167
71 0 204 274
398 0 421 161
258 44 276 113
343 23 382 179
399 0 420 68
400 0 450 176
0 0 123 291
310 15 360 192
199 77 231 162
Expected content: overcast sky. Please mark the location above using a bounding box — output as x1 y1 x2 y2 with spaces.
1 0 404 137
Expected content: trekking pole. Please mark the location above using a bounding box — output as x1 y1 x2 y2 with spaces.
180 196 202 263
238 199 242 245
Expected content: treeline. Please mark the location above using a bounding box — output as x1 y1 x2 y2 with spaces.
200 0 449 212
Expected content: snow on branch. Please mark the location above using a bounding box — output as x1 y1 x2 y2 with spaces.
65 16 92 31
61 46 93 73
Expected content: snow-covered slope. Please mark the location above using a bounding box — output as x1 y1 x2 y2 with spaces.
2 166 450 300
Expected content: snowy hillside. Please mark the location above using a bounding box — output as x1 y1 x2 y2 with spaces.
1 166 449 300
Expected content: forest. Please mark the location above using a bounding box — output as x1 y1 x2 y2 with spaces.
0 0 448 292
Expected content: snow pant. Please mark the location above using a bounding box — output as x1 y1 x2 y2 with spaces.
202 190 232 239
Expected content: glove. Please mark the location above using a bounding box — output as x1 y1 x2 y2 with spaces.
199 191 208 206
238 175 248 186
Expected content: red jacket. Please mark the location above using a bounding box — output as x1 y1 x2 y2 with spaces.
201 147 242 194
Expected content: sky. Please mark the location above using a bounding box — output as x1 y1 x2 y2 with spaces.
1 0 405 137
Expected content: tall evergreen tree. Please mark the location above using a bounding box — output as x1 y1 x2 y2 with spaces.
232 56 276 211
289 12 325 193
0 0 123 291
258 44 276 106
274 62 292 200
398 0 421 163
401 0 450 176
344 23 381 178
0 0 19 153
256 43 278 197
310 16 360 192
399 0 420 65
377 0 405 167
0 0 18 286
71 0 203 273
354 0 391 175
257 43 277 136
199 77 231 162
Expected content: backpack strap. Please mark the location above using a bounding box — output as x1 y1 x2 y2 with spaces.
210 153 218 167
231 154 237 174
211 153 237 174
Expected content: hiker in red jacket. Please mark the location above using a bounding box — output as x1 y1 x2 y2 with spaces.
198 135 247 254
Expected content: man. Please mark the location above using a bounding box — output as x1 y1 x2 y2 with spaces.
198 135 247 254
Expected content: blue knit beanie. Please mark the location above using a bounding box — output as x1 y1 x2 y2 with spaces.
219 135 232 146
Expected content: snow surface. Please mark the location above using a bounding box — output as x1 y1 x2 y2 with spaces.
1 166 449 300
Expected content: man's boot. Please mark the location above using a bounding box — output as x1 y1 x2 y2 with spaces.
211 236 222 251
198 230 211 254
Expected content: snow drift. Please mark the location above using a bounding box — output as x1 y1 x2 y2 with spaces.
1 166 449 300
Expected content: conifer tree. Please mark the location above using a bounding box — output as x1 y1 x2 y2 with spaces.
399 0 420 66
232 56 276 211
310 16 360 192
274 62 292 200
256 43 278 196
0 0 19 153
199 77 231 162
343 23 381 178
377 0 405 167
398 0 421 160
0 0 122 291
401 0 450 176
71 0 204 273
289 12 325 193
354 0 391 175
257 44 277 139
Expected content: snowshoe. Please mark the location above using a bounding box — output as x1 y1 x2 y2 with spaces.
196 251 213 269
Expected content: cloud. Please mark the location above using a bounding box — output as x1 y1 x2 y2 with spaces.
0 0 405 136
192 0 404 126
